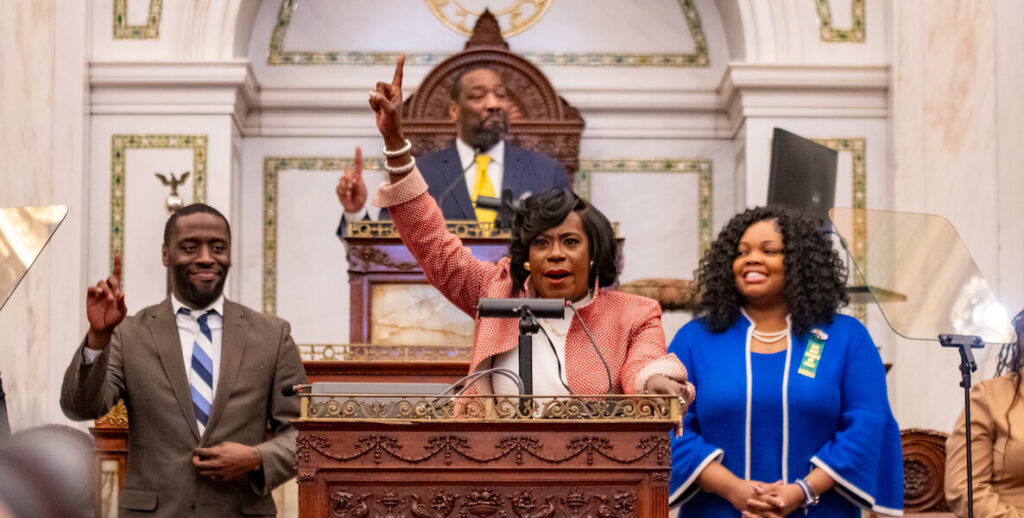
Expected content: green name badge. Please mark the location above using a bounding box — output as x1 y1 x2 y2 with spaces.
797 330 827 378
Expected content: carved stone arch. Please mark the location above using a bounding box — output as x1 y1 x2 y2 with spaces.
402 10 584 179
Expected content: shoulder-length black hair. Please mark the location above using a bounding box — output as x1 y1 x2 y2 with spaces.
508 189 618 292
692 205 848 336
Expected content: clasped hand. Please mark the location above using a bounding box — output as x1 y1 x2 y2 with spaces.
735 481 804 518
193 442 262 482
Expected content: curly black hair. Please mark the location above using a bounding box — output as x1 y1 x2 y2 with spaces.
692 205 848 336
508 189 618 292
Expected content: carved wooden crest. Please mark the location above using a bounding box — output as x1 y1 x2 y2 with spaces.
403 10 584 179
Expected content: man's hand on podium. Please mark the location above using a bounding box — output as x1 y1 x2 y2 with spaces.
336 146 368 212
86 254 127 350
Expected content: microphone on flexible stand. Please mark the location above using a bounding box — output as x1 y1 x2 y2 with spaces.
474 189 516 230
281 384 313 397
566 305 615 396
476 298 568 413
435 149 481 211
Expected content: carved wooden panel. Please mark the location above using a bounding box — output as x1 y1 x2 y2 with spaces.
901 428 951 513
296 419 671 518
327 486 638 518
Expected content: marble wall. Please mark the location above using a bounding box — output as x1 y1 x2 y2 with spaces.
0 0 90 431
889 0 1024 431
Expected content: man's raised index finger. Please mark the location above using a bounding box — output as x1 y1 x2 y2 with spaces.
353 146 362 178
112 254 123 283
392 53 405 88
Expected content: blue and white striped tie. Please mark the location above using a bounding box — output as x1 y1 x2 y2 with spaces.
181 308 215 435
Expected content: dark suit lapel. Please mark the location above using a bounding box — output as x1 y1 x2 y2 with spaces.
202 300 248 439
502 145 526 198
149 299 201 441
439 145 476 219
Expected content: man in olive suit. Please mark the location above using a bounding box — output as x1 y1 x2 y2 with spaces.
61 204 306 517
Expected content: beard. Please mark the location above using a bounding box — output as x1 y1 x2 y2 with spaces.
173 263 227 308
466 114 508 152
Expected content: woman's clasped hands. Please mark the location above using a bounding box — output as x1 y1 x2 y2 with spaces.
735 481 804 518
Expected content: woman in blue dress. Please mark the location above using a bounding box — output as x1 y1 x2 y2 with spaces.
669 206 903 517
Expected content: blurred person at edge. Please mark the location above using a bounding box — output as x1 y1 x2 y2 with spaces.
60 204 306 517
946 310 1024 517
347 55 694 411
0 425 93 518
668 206 904 517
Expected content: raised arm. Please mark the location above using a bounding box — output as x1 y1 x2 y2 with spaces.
364 55 506 315
61 255 129 420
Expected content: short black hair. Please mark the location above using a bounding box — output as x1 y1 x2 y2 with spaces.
163 203 231 246
508 189 618 291
449 65 501 102
692 205 848 336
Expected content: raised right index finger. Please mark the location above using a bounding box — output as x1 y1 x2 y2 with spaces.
112 254 122 284
353 146 362 180
392 53 405 89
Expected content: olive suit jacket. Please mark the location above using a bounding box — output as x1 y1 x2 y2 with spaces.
61 299 306 517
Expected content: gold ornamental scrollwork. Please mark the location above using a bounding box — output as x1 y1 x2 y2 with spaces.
298 343 472 362
95 400 129 427
302 394 678 422
348 245 419 272
425 0 554 38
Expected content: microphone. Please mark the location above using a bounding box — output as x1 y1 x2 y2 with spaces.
435 151 479 211
477 298 567 319
281 384 311 397
567 305 614 395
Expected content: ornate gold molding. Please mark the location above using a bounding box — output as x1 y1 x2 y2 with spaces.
268 0 709 67
298 343 472 363
347 220 508 239
575 158 714 255
301 394 680 423
110 134 208 286
813 138 867 321
95 400 129 426
113 0 163 39
425 0 554 38
816 0 865 43
262 156 384 315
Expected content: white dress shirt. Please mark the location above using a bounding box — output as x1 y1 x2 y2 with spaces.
490 291 593 396
83 294 226 403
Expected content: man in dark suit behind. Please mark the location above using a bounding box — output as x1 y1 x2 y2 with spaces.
61 204 306 517
336 66 570 230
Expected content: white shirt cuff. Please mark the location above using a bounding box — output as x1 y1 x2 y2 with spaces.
82 346 103 364
344 207 369 222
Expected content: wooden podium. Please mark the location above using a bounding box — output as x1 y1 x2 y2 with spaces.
294 394 679 518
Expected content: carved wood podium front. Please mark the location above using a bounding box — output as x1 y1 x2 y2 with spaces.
294 394 679 518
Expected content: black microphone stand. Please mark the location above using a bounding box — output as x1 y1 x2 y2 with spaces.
517 307 540 415
940 333 984 518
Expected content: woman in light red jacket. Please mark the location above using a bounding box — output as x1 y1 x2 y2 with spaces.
337 55 693 402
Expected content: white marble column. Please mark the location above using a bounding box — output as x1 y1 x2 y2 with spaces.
0 0 90 431
889 0 1024 432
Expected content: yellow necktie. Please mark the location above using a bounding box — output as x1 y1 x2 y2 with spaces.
471 155 496 222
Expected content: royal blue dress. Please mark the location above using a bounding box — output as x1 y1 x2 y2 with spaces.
668 313 904 517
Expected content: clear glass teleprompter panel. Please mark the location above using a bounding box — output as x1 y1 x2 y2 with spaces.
0 205 67 311
829 208 1015 344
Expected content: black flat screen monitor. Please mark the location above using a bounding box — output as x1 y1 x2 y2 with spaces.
767 128 838 224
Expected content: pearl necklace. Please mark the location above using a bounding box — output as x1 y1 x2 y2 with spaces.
751 327 788 343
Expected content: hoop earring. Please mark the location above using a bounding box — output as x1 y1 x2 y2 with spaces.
523 261 531 271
